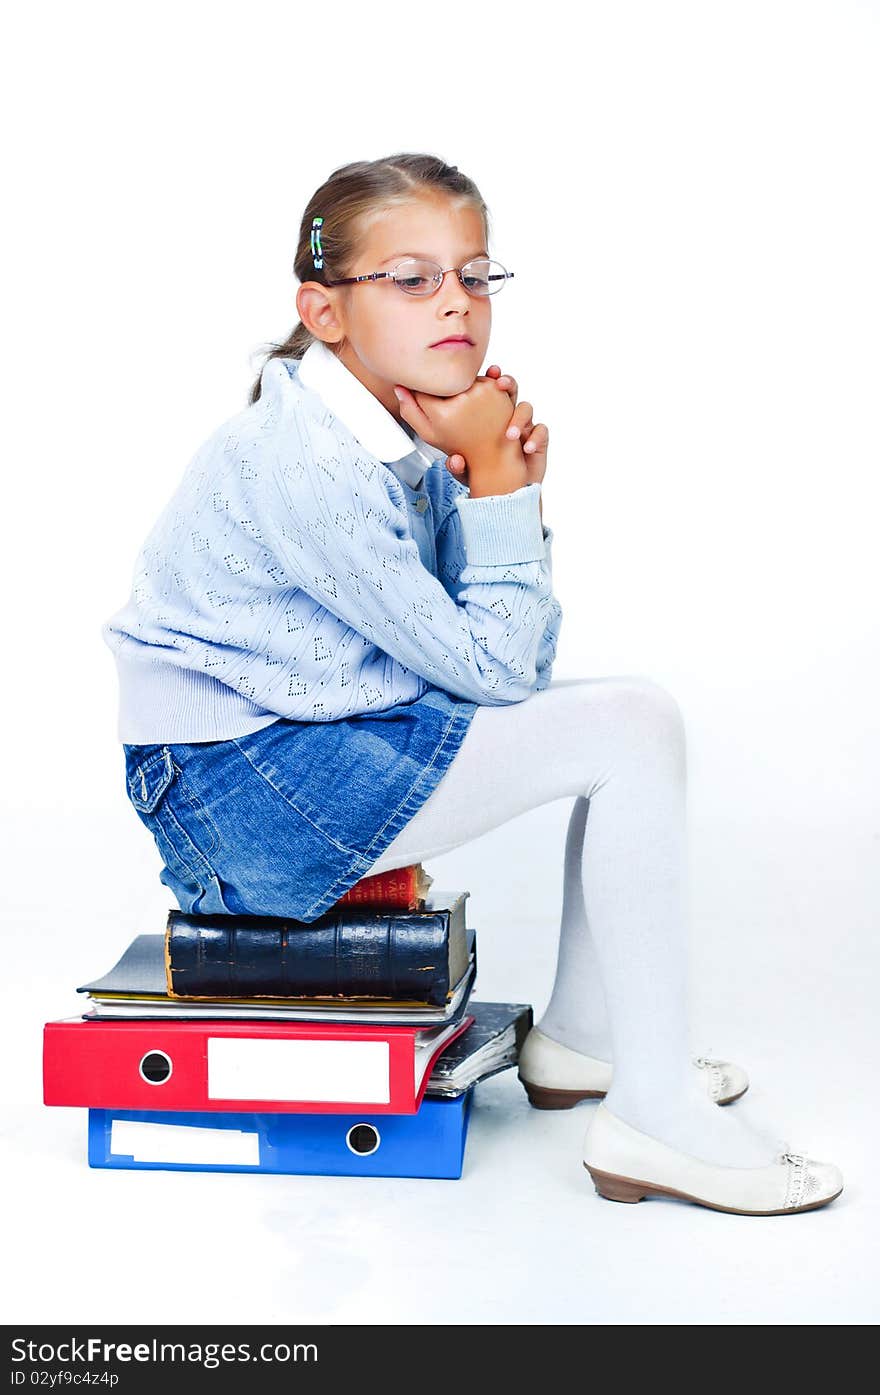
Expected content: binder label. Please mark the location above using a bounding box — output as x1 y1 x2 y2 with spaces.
207 1037 392 1103
110 1119 260 1165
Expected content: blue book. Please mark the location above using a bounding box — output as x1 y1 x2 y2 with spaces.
87 1089 474 1179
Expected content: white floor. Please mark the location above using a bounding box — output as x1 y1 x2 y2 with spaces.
2 801 876 1326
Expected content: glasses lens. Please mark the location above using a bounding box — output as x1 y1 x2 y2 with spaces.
461 258 509 295
392 258 511 295
393 259 441 295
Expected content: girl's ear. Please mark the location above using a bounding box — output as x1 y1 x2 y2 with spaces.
299 280 347 340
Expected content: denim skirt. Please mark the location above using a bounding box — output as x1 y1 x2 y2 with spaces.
121 686 477 923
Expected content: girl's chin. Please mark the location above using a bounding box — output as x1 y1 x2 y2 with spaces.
415 369 479 397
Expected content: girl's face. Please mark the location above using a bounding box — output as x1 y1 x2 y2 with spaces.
309 196 492 424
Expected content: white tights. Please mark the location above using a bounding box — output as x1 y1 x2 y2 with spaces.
369 676 781 1167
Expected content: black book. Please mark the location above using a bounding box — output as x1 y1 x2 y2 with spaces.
76 927 477 1028
163 889 470 1006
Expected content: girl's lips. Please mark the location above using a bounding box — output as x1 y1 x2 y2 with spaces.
430 339 474 349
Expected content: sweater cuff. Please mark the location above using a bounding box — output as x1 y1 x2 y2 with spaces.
455 482 545 565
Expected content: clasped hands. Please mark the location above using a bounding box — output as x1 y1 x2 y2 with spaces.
392 366 549 502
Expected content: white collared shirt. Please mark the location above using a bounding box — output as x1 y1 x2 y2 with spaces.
297 338 439 491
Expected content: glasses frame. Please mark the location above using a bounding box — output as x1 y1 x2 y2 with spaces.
321 256 515 297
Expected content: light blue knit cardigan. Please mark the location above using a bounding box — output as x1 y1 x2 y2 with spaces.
103 356 563 742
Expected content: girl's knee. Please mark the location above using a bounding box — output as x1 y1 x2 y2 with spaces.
607 675 687 750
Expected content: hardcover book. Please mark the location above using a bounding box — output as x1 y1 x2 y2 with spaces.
162 889 469 1005
335 863 433 911
77 927 476 1026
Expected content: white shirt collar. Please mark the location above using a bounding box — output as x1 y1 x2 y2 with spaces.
296 338 441 489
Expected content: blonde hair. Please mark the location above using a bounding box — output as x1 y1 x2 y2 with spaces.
248 152 491 404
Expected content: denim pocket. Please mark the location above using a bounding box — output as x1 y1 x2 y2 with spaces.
125 745 175 814
123 743 222 901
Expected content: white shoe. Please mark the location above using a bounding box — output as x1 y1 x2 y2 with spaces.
582 1102 844 1216
518 1027 749 1108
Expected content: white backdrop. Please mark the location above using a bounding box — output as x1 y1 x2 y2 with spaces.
2 0 878 1328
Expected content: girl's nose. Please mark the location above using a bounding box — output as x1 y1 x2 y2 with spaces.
435 269 471 308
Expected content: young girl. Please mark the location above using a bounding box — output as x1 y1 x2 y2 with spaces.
103 152 842 1217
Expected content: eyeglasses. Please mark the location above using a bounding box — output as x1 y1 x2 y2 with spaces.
322 256 515 297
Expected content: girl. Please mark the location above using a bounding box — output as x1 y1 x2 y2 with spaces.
104 152 842 1216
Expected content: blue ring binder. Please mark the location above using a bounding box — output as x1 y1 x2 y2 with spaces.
88 1089 474 1179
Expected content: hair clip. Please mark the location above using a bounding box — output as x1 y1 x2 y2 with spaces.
310 215 324 270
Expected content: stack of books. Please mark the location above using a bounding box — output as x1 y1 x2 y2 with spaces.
42 864 532 1178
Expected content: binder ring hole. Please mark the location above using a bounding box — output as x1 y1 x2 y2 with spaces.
346 1123 380 1156
139 1050 173 1085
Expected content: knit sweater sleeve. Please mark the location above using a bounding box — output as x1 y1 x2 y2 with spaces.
264 419 558 705
435 498 563 693
533 526 564 690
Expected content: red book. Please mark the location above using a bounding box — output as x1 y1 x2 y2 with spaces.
335 863 432 911
43 1014 473 1116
